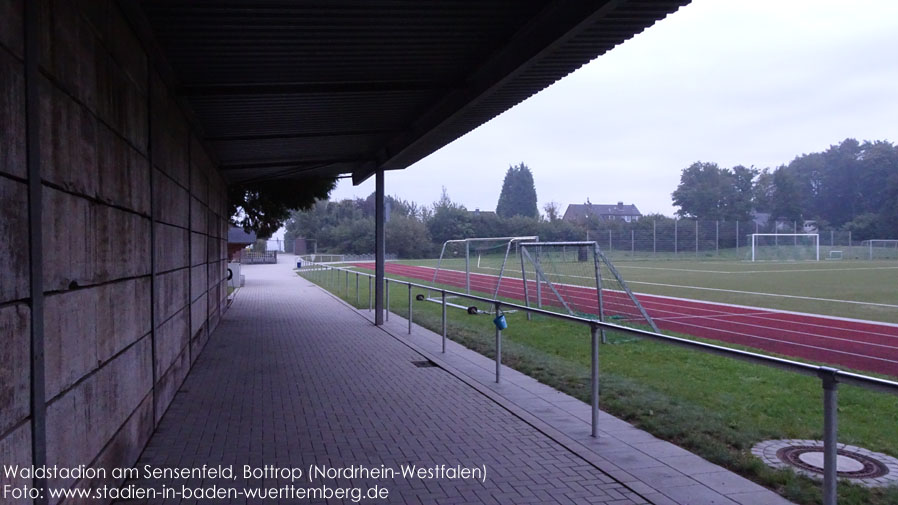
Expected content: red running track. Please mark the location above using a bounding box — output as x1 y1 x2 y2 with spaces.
352 262 898 377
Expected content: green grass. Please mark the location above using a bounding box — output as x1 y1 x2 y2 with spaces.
300 266 898 505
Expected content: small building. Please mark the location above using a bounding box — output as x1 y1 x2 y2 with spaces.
563 201 642 223
228 227 257 261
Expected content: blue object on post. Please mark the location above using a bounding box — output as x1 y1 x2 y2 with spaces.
296 260 302 269
493 310 507 330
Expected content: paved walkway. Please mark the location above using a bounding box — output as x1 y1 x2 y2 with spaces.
122 256 792 505
121 257 645 504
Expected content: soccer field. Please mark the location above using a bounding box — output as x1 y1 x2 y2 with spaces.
398 257 898 324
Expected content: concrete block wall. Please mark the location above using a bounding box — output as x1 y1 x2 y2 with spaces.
0 1 230 503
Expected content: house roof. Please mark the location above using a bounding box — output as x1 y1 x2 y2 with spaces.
124 1 689 186
228 227 257 244
563 203 642 221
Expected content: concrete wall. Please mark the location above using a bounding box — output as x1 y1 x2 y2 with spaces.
0 2 229 503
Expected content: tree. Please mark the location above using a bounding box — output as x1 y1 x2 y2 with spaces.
728 165 758 221
427 187 472 244
543 202 562 222
753 168 775 213
672 162 732 220
386 216 432 258
229 177 336 238
771 166 802 222
496 163 538 218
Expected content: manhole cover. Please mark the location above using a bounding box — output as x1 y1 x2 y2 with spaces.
752 439 898 488
777 446 888 478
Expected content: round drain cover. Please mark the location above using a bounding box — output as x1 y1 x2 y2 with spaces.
778 446 888 478
752 439 898 487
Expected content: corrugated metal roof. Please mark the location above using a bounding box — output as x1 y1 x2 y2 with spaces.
133 1 689 185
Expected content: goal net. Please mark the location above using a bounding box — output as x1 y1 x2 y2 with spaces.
518 241 659 335
750 234 819 261
861 240 898 260
431 236 538 298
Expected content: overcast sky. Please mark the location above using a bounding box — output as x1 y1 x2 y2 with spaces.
321 0 898 220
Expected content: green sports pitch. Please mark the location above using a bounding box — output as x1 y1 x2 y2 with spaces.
393 257 898 324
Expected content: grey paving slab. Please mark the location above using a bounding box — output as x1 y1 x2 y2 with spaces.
116 258 646 505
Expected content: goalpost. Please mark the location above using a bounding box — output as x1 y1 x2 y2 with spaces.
861 239 898 260
431 236 538 297
750 233 819 261
518 241 660 338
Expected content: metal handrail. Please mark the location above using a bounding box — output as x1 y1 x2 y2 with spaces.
299 262 898 505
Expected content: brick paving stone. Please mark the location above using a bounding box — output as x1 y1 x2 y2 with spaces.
115 259 642 504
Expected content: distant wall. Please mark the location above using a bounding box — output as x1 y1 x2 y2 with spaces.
0 2 228 503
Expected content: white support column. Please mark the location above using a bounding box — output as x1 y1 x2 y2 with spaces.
375 169 385 325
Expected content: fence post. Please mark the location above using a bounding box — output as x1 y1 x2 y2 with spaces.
695 219 699 257
495 302 502 383
408 283 412 334
819 367 839 505
608 229 612 252
356 273 359 307
345 270 348 297
368 277 372 311
385 279 390 321
441 290 447 353
591 324 600 437
631 229 635 257
653 219 656 256
674 218 678 255
736 220 740 256
715 220 719 256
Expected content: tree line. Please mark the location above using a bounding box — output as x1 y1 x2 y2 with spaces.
672 138 898 239
284 164 589 257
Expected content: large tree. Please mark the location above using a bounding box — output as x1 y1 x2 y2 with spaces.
230 177 336 238
672 162 746 220
496 163 539 218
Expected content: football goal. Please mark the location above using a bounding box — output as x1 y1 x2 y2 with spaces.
518 241 659 336
861 239 898 260
750 233 819 261
430 236 538 298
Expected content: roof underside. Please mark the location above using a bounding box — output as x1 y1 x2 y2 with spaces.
132 0 689 185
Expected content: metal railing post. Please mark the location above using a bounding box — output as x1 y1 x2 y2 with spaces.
385 279 390 321
368 276 372 311
495 302 502 383
819 367 839 505
591 325 600 437
355 272 359 307
345 270 348 297
441 290 447 353
408 283 413 334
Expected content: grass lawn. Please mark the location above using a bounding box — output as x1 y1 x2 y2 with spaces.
301 266 898 505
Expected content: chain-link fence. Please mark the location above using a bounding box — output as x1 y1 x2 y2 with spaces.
584 219 889 261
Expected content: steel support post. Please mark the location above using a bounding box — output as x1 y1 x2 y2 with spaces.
385 279 390 321
495 303 502 383
408 283 413 334
374 169 385 324
441 290 447 353
465 241 471 294
819 367 839 505
591 325 600 437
